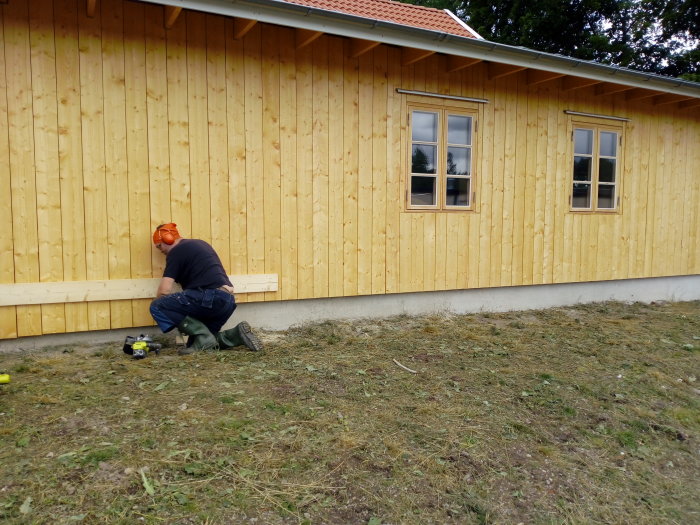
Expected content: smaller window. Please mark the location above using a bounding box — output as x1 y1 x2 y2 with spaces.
571 123 622 211
409 105 476 210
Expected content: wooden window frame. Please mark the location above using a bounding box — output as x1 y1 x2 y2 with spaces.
569 116 625 213
406 101 478 212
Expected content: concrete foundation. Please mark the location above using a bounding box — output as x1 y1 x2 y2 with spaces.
1 275 698 352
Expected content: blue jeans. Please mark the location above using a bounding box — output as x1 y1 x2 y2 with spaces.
149 288 236 335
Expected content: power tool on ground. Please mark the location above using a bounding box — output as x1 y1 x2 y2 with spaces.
123 334 162 360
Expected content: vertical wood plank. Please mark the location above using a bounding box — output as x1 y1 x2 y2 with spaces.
342 44 359 296
385 46 402 294
0 3 18 337
165 6 191 240
511 73 527 286
187 11 211 240
243 23 265 301
144 3 171 277
357 51 373 295
101 0 132 328
54 0 88 332
328 36 345 297
225 19 248 282
123 0 152 324
279 27 298 300
312 36 329 297
541 83 557 284
30 0 65 333
262 26 281 301
207 14 231 269
371 45 387 294
531 84 547 284
79 0 110 329
295 39 313 298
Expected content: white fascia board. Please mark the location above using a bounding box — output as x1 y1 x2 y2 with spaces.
141 0 700 99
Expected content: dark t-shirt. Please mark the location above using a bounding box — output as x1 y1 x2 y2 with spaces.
163 239 232 290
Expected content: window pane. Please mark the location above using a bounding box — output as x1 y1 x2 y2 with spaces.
573 156 591 181
599 131 617 157
599 158 616 183
598 185 615 209
411 176 436 206
412 111 437 142
572 183 591 208
412 144 436 174
574 129 593 155
447 115 471 145
446 177 470 206
447 147 471 175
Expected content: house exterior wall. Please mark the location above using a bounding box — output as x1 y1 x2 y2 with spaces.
0 0 698 339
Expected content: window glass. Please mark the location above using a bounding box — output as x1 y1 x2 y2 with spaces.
412 111 437 142
411 176 436 206
599 131 617 157
572 183 591 208
573 157 592 181
446 178 470 206
598 185 615 208
412 144 436 174
599 158 616 183
447 147 470 175
447 115 471 145
574 129 593 155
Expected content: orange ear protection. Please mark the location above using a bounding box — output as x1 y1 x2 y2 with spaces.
153 223 181 245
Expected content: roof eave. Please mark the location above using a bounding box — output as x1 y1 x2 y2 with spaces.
141 0 700 99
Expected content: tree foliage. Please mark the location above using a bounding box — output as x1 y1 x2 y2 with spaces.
403 0 699 79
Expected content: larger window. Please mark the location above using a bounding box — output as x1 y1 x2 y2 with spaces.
409 106 476 210
571 122 622 211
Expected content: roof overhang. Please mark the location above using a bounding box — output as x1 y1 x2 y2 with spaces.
139 0 700 100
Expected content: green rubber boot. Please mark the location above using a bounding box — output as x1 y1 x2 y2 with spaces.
177 316 219 355
216 321 263 351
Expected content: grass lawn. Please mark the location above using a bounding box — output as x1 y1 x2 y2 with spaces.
1 300 699 524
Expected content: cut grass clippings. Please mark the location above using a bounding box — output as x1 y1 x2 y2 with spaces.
0 300 699 524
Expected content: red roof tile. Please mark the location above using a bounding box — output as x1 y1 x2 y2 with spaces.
278 0 479 39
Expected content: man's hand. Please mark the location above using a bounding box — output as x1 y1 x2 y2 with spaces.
156 277 175 298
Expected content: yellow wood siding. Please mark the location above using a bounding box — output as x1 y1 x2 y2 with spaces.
0 0 698 338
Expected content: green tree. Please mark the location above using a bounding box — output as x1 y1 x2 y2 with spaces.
405 0 699 78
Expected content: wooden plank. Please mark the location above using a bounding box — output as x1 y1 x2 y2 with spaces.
243 23 266 301
0 275 279 306
500 76 517 287
144 3 171 276
101 0 132 329
371 45 387 294
349 38 379 58
6 0 42 336
29 0 65 334
225 19 248 280
521 79 538 285
398 62 413 293
262 26 281 301
487 63 525 80
401 47 434 66
165 8 191 243
552 85 569 283
526 70 564 86
312 35 329 297
343 44 359 296
164 6 182 29
328 36 345 297
296 28 322 49
295 38 314 299
357 51 373 294
54 0 88 333
123 0 152 325
233 17 256 40
447 56 480 73
541 83 557 283
532 84 548 284
78 0 110 330
385 46 402 293
187 11 211 240
206 14 231 269
278 27 298 300
0 4 17 338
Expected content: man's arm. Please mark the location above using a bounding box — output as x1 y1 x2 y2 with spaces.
156 277 175 298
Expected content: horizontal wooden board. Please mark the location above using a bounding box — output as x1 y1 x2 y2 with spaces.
0 275 278 306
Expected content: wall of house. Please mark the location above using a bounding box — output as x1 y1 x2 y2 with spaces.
1 0 698 339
